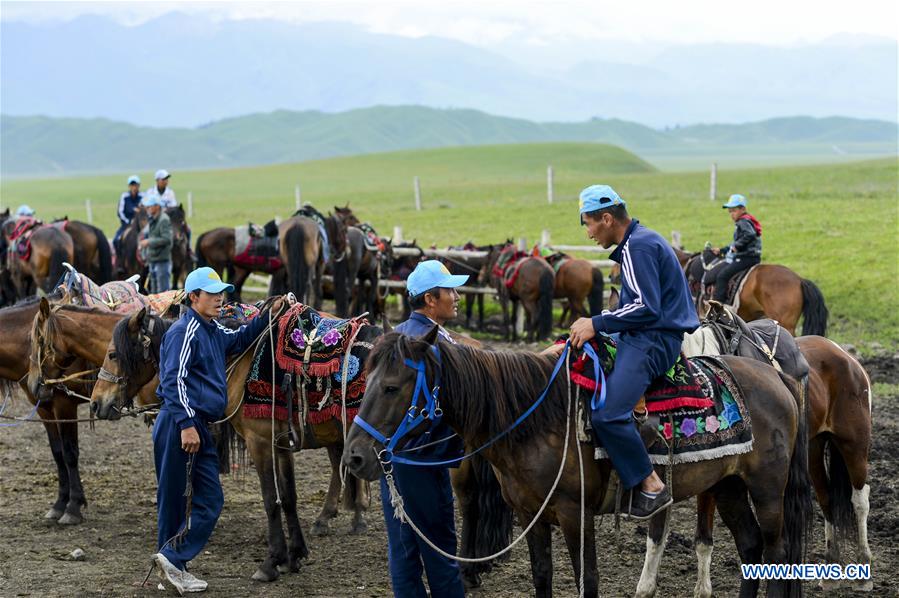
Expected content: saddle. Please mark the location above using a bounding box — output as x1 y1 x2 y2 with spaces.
9 217 43 261
566 335 753 466
60 264 182 315
234 221 282 272
356 223 386 253
543 252 570 275
492 245 531 289
701 263 758 308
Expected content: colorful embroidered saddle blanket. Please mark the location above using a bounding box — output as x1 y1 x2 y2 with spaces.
570 335 753 464
234 222 282 272
492 245 530 289
9 218 50 261
356 223 386 253
243 304 370 425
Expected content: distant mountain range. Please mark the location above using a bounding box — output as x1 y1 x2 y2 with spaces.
1 14 896 129
2 108 896 177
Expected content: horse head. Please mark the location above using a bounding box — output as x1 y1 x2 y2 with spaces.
27 298 76 401
334 204 360 227
343 327 441 481
90 307 164 420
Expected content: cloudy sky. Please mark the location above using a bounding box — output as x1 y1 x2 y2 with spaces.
4 0 897 47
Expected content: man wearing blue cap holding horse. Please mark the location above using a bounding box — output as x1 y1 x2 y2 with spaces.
381 260 468 598
152 266 285 594
569 185 699 520
711 193 762 304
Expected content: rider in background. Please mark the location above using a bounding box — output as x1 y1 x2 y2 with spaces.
114 175 143 252
711 194 762 303
15 204 36 220
144 169 177 208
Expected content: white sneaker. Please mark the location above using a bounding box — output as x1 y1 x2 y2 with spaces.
153 553 185 596
180 570 208 593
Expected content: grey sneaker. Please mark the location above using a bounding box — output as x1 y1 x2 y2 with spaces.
180 570 208 593
627 486 673 521
153 553 185 596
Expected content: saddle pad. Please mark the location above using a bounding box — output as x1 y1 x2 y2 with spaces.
356 223 385 252
492 246 531 289
68 274 150 313
594 356 753 464
544 253 570 275
234 225 253 256
275 303 363 377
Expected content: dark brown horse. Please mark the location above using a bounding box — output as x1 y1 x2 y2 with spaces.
544 253 604 327
685 247 828 336
345 330 811 597
91 307 377 582
165 204 194 289
439 243 491 330
0 208 18 306
2 219 73 297
345 226 390 318
53 219 113 284
483 243 555 341
333 204 361 227
279 216 324 307
115 205 148 280
195 223 283 302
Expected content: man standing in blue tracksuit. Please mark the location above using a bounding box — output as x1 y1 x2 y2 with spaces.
382 260 468 598
152 266 281 594
569 185 699 521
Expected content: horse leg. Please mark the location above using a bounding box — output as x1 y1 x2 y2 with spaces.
311 444 343 536
808 436 840 566
452 459 484 589
558 302 569 328
477 292 485 331
693 492 716 598
524 517 554 598
714 481 763 598
635 510 671 598
247 436 289 582
56 399 86 525
40 406 69 521
231 267 250 303
275 448 308 573
558 506 598 598
833 437 873 590
349 476 370 535
746 488 790 597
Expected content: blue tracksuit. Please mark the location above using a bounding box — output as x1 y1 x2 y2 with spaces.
380 311 464 598
590 220 699 489
114 190 143 248
153 307 267 570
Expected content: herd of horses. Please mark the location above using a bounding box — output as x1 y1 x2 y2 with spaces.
0 201 873 597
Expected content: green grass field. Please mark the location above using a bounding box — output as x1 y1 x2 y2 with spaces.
3 143 896 348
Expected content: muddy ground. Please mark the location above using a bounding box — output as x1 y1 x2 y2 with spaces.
1 348 897 597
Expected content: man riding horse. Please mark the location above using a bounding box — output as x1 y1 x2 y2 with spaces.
711 193 762 304
114 175 143 253
568 184 699 521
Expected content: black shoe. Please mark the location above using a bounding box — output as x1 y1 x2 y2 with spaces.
626 487 673 521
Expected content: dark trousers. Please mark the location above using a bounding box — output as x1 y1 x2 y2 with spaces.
113 222 128 251
153 408 224 570
380 464 464 598
712 256 759 303
591 331 682 489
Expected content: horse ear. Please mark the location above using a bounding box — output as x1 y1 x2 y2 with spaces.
381 314 394 333
128 308 145 333
608 286 619 310
423 325 439 345
39 297 51 318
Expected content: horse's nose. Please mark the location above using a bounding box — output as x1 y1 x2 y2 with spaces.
90 401 99 414
344 445 365 473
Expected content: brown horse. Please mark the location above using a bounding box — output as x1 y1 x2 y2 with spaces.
333 204 361 227
53 219 113 284
279 215 324 307
439 243 491 330
0 293 102 525
685 247 828 336
115 205 148 280
90 307 377 582
545 253 604 327
2 220 73 297
195 224 284 302
165 204 194 289
345 330 811 597
483 243 555 341
344 226 391 318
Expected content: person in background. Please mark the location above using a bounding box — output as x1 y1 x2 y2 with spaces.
114 175 143 252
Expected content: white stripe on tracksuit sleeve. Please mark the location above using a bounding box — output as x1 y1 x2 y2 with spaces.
598 243 661 332
176 319 199 419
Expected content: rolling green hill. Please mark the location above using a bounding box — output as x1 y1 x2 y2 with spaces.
2 107 895 176
2 143 896 348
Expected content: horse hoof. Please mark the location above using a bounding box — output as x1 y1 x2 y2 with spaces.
251 568 279 582
349 521 368 535
311 521 330 537
44 508 64 520
57 512 83 525
277 564 291 574
852 579 873 592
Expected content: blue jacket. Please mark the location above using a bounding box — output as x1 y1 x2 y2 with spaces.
157 307 268 430
117 191 143 225
592 220 699 337
395 312 465 465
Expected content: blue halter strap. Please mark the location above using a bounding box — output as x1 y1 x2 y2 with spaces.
582 341 607 410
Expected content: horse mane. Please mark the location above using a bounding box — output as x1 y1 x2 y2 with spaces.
112 312 173 379
11 287 65 307
368 332 568 446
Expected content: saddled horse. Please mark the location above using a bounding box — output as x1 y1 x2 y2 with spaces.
345 330 811 597
544 252 604 327
115 205 148 280
91 305 374 582
439 243 491 330
684 247 828 336
281 209 349 313
2 218 73 297
0 209 18 306
166 204 194 289
52 218 113 284
196 221 283 302
345 226 391 318
483 242 555 341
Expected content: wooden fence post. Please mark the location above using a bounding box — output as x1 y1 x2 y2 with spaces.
295 184 302 211
413 176 421 211
393 226 404 242
187 191 193 218
710 163 717 200
547 165 554 204
541 229 551 247
85 199 93 224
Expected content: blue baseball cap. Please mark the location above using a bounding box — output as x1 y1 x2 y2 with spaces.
578 184 626 224
407 260 468 297
184 267 234 294
142 195 160 207
722 194 747 209
127 175 140 185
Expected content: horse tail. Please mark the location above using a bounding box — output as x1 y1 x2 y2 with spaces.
472 452 513 565
284 224 310 302
47 244 69 292
587 267 605 316
536 267 554 340
824 436 857 541
800 278 829 337
212 422 245 475
779 371 813 595
332 254 349 317
195 231 208 268
90 224 113 283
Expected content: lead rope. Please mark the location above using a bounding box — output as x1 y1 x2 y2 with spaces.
570 350 586 597
338 319 366 490
383 350 576 564
269 307 282 506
